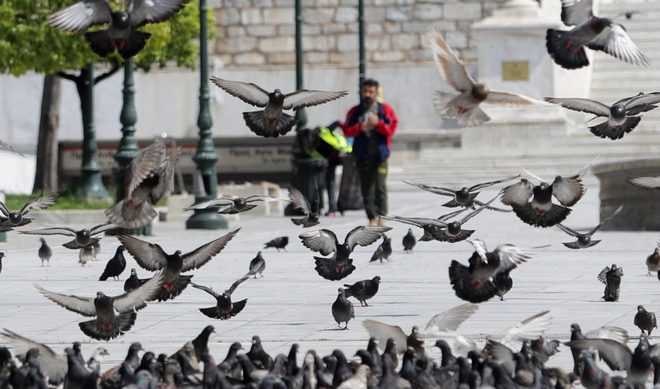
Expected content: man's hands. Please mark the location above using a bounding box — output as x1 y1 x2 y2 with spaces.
361 113 379 132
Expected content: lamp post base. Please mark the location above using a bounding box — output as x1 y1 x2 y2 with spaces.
76 171 110 199
185 208 228 229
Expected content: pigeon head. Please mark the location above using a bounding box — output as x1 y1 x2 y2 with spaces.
96 291 105 299
111 11 131 28
235 198 247 207
592 17 613 33
25 348 40 360
610 104 626 120
373 275 381 283
411 325 420 334
638 305 645 311
40 238 46 244
577 234 591 246
130 268 137 276
472 83 490 101
252 335 261 344
447 221 461 235
173 250 183 257
117 245 125 252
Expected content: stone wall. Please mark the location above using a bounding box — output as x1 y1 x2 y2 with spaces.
212 0 506 67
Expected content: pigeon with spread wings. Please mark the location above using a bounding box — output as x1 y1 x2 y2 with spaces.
289 186 320 228
35 272 164 340
184 195 280 214
211 77 348 138
545 93 660 140
428 28 546 128
381 209 466 243
598 264 623 302
299 226 391 281
48 0 190 59
501 158 595 227
191 275 250 320
556 204 623 249
20 223 118 249
0 194 59 230
546 0 649 69
117 228 240 301
106 141 182 229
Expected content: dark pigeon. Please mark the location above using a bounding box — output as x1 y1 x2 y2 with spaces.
106 142 181 229
546 0 649 69
264 236 289 252
191 325 215 364
48 0 190 59
370 236 392 263
344 276 381 307
217 342 243 376
0 329 67 386
492 268 513 301
20 222 118 250
99 245 127 281
184 195 279 214
546 93 660 140
556 204 623 249
247 252 266 279
647 242 660 276
300 225 391 281
35 273 164 340
0 194 59 229
124 268 147 293
568 323 629 378
634 305 657 336
428 195 498 243
38 238 52 267
0 252 3 274
331 288 354 330
402 229 416 253
381 208 467 243
118 228 239 301
191 276 250 320
210 77 348 138
289 186 320 228
246 335 273 371
598 264 623 302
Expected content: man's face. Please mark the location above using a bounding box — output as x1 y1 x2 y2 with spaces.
361 85 378 106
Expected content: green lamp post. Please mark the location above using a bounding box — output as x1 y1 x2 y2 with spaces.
295 0 307 130
358 0 366 89
76 62 110 198
186 0 227 229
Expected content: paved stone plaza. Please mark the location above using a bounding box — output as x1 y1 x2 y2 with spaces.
0 187 656 380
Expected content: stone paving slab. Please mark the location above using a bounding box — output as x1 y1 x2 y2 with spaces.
0 188 657 383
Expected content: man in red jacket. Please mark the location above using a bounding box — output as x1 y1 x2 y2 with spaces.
341 79 398 226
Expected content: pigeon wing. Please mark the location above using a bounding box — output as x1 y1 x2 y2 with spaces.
362 320 408 354
584 326 628 344
484 91 546 106
493 244 533 274
48 0 113 32
588 24 650 67
428 28 476 93
500 179 534 207
299 229 339 256
282 90 348 110
422 303 479 333
245 195 279 203
34 284 97 317
559 0 593 26
117 235 170 271
19 226 78 237
588 204 623 235
90 222 119 235
564 339 632 371
181 228 240 272
150 147 182 205
124 141 166 199
597 266 611 284
544 97 611 117
227 275 250 295
499 310 552 351
0 329 67 385
20 194 60 216
210 77 270 107
288 187 311 214
381 215 447 228
469 239 489 263
459 195 497 224
626 176 660 190
402 181 455 197
345 226 393 252
556 223 579 238
551 174 586 207
112 272 165 313
469 175 521 191
191 282 219 298
128 0 190 28
183 197 234 211
624 92 660 112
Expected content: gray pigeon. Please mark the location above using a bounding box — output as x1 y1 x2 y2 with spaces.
79 246 94 267
647 243 660 276
247 252 266 279
402 229 416 253
92 242 101 261
184 195 279 214
38 238 52 267
0 194 59 229
20 222 118 250
634 305 657 336
210 77 348 138
0 252 3 274
332 287 354 330
556 204 623 249
370 236 392 263
598 264 623 302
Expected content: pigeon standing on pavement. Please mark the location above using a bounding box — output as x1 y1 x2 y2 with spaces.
545 93 660 140
0 194 59 229
191 276 250 320
0 252 3 274
246 252 266 279
210 77 348 138
264 236 289 252
492 269 513 301
48 0 191 59
370 236 392 263
20 223 118 250
598 264 624 302
647 243 660 275
402 229 416 253
634 305 657 336
546 0 649 69
343 276 381 307
99 245 127 281
428 28 546 128
246 335 272 370
92 242 101 261
332 288 354 330
124 268 146 292
289 186 320 228
556 204 624 249
106 141 182 229
38 238 52 267
79 246 95 267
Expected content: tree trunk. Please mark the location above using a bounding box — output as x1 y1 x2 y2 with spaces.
33 74 62 194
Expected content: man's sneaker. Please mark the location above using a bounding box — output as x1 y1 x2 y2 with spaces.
369 219 377 227
377 217 387 227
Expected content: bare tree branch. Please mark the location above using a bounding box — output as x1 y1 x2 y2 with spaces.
95 65 120 84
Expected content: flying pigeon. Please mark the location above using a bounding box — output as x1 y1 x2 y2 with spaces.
381 209 466 243
20 222 118 249
598 264 623 302
501 159 595 227
402 229 416 253
370 236 392 263
428 28 546 128
184 195 280 214
264 236 289 252
634 305 657 337
191 275 250 320
106 141 182 229
48 0 191 59
38 238 52 267
556 204 623 249
626 175 660 191
545 93 660 140
449 240 537 303
546 0 649 69
646 243 660 276
332 288 354 330
35 272 164 340
246 251 266 279
117 228 240 301
344 276 381 307
99 245 127 281
568 323 629 377
210 77 348 138
289 186 320 228
0 194 59 229
299 226 391 281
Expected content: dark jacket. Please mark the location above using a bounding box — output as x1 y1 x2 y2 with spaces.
342 102 398 161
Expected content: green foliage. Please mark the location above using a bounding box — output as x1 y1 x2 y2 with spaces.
0 0 214 76
6 190 115 211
